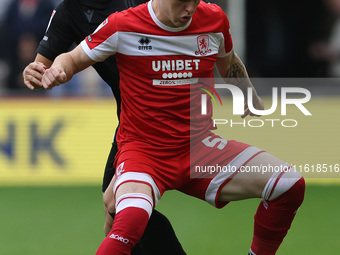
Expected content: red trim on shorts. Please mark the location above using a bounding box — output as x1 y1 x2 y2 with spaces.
267 165 292 201
117 196 153 208
215 150 266 208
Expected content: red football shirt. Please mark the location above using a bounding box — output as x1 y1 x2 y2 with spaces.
81 1 233 147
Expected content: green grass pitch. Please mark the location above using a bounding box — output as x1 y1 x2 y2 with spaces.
0 184 339 254
1 95 339 254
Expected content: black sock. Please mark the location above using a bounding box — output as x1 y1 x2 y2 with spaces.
138 209 186 255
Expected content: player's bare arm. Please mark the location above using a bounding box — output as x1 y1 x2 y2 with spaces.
23 54 53 90
42 45 96 90
216 50 264 118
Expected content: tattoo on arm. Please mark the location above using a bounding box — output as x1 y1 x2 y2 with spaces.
223 53 251 93
225 61 247 79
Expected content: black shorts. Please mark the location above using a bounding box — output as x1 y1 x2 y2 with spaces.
102 142 118 192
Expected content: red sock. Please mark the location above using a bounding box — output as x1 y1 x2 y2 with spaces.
250 177 305 255
96 193 153 255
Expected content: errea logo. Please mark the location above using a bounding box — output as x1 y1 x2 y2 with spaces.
138 37 152 50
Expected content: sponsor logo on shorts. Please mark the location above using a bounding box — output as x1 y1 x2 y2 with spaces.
109 233 130 244
116 162 125 177
248 250 256 255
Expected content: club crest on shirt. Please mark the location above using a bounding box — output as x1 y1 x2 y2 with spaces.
195 35 212 56
116 162 125 177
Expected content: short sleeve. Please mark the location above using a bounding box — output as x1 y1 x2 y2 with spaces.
217 11 233 58
37 2 75 60
81 14 119 62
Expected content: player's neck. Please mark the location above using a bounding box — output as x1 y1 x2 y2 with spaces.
151 0 177 28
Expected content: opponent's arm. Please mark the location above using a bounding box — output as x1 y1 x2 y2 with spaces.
41 45 96 90
215 50 264 118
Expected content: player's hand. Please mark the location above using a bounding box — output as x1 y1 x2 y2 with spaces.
23 62 46 90
241 95 264 118
41 66 67 90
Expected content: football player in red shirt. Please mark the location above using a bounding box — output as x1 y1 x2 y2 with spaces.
22 0 187 254
39 1 305 254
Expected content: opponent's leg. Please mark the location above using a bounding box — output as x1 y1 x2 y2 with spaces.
218 152 305 255
138 210 186 255
102 143 117 236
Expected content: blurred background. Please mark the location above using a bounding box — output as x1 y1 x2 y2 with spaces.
1 0 340 96
0 0 340 254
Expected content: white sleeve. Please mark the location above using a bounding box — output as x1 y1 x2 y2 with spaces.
80 32 119 62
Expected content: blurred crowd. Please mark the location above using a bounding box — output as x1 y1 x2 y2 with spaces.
246 0 340 78
0 0 339 97
0 0 59 96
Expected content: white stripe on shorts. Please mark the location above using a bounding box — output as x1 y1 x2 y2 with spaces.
205 146 264 207
261 163 303 201
114 172 161 206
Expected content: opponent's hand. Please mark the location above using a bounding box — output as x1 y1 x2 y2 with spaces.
23 62 46 90
41 66 67 90
241 95 265 118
